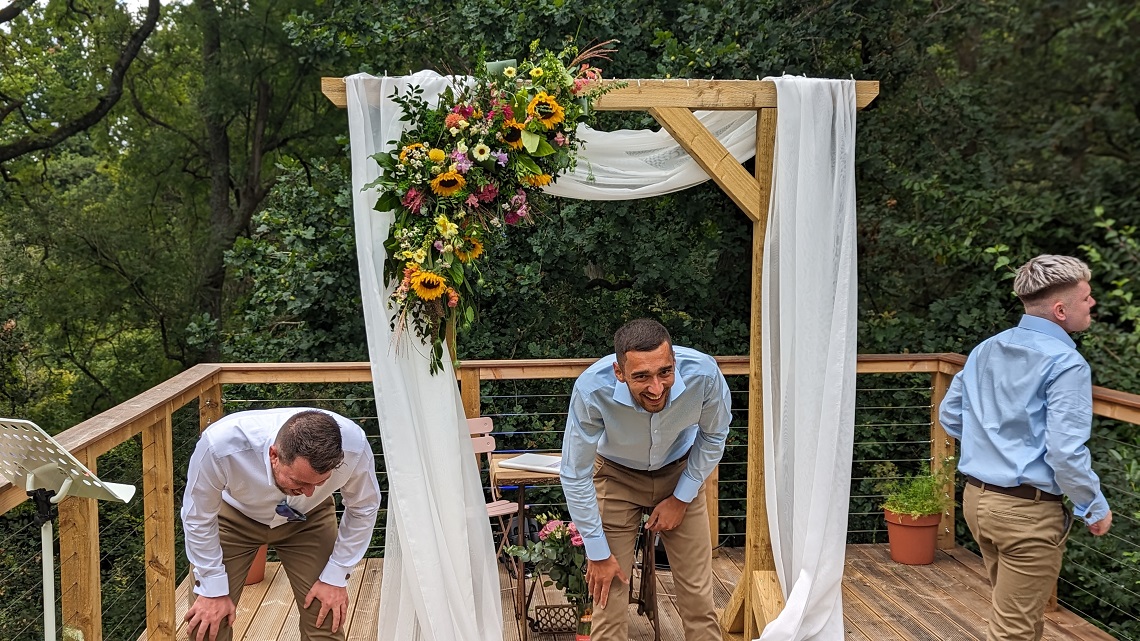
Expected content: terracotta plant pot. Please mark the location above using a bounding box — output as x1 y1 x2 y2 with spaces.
245 544 269 585
884 509 941 565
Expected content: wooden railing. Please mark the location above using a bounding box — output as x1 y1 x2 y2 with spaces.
2 354 1138 641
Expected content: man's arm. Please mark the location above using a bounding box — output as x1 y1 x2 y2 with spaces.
305 438 382 633
938 371 965 441
560 387 609 561
181 439 237 641
1044 361 1110 525
672 370 731 504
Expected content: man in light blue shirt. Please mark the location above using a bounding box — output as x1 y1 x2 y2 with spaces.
561 318 730 641
939 255 1112 641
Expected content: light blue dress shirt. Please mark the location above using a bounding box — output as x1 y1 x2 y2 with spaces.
560 346 732 560
939 314 1110 524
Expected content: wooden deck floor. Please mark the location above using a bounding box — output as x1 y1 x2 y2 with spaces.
153 545 1114 640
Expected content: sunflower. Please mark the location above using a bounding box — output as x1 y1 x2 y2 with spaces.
527 92 565 130
428 148 447 163
529 67 544 79
455 238 484 263
430 171 466 197
501 119 525 150
411 271 447 300
523 173 553 187
399 143 424 163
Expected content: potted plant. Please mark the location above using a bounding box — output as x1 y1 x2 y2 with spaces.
506 514 591 640
878 458 955 565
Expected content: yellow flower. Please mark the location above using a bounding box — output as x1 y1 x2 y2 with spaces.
430 171 466 197
455 238 484 263
529 67 544 79
527 92 565 130
523 173 553 187
399 143 424 163
503 67 517 78
428 148 447 163
411 271 447 300
435 215 460 239
472 143 491 161
412 248 427 264
502 119 525 150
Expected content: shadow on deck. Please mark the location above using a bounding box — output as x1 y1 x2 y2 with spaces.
150 545 1113 640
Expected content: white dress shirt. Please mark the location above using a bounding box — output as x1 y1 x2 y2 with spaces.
181 407 381 597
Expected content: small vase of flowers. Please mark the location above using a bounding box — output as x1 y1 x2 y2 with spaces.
506 513 592 638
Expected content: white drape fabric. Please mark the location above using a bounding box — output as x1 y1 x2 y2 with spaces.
756 77 858 641
346 72 502 641
345 71 857 641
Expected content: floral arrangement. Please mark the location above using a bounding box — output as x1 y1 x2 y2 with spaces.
369 41 620 373
506 513 589 606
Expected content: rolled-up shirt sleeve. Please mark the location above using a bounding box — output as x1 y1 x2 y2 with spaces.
560 387 609 561
674 373 731 503
318 446 382 587
182 438 231 597
1044 362 1110 524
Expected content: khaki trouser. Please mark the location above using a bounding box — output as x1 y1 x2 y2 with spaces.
963 483 1073 641
189 497 343 641
591 455 720 641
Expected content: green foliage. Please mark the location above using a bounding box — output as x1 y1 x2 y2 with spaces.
877 458 956 518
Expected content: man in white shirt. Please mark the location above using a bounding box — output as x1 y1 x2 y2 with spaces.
181 408 381 641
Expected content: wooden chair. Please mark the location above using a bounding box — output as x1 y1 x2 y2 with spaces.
468 417 519 557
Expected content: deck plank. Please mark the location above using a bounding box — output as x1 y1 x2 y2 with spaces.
144 545 1119 641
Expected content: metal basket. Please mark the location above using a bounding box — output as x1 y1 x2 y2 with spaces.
528 603 578 633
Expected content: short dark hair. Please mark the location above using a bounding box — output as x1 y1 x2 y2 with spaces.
275 410 345 474
614 319 672 366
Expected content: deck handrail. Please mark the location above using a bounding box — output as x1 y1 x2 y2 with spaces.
1 353 1136 641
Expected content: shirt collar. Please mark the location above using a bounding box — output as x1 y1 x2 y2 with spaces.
1019 314 1075 348
611 367 688 411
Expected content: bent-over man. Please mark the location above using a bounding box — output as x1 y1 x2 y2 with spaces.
182 408 381 641
561 318 730 641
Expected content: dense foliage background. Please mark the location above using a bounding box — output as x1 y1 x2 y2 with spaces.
1 0 1138 638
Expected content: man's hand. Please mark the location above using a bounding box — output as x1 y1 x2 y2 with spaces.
184 595 236 641
1088 511 1113 536
646 495 689 532
586 555 629 608
304 581 349 632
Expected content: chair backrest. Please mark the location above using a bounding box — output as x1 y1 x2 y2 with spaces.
467 417 495 455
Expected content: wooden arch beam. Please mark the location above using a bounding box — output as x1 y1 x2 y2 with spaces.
321 75 879 641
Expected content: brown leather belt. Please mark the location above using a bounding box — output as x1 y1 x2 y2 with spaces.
966 475 1062 502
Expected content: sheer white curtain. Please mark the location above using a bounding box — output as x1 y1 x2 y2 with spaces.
757 77 858 641
344 72 856 641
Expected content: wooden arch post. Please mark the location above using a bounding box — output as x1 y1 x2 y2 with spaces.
322 77 879 640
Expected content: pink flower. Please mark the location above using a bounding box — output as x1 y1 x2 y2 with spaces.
434 240 444 251
570 533 584 547
401 188 425 212
451 150 473 173
538 520 564 541
554 132 567 146
476 182 499 203
465 194 480 207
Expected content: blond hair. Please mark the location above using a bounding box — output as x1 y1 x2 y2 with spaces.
1013 255 1091 305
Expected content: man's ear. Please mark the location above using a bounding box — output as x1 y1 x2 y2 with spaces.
268 445 278 464
613 361 626 383
1051 298 1068 323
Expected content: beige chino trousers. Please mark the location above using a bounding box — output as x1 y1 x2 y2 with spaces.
188 497 343 641
590 455 721 641
963 483 1073 641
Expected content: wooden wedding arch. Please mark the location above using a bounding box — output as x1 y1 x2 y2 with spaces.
322 76 880 640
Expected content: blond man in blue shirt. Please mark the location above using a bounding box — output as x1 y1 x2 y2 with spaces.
561 318 731 641
940 255 1113 641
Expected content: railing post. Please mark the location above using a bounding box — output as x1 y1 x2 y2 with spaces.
199 383 223 432
59 447 102 641
930 369 957 550
143 409 177 641
460 366 481 418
